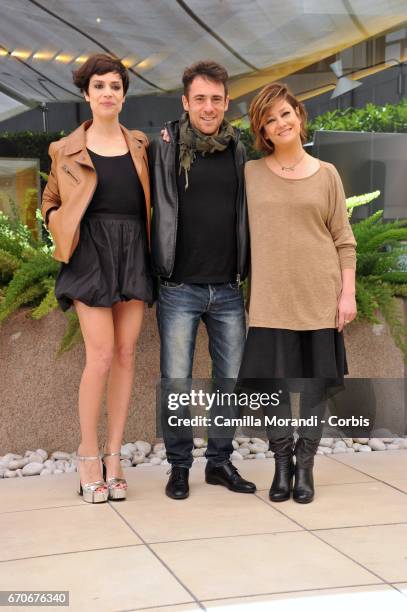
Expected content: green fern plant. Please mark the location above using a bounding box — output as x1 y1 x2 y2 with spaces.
353 210 407 359
0 211 81 355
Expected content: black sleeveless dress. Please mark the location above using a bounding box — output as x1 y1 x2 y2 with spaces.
55 149 153 311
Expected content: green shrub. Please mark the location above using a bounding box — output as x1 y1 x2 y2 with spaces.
308 99 407 138
0 210 80 355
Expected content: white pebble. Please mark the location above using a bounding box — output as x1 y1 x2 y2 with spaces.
4 470 17 478
368 439 386 451
192 448 206 457
40 468 53 476
231 451 243 461
132 452 145 465
334 441 347 449
51 451 71 460
359 445 372 452
319 438 334 447
333 447 346 454
149 457 162 465
238 447 250 457
120 459 132 468
353 438 369 444
135 441 151 455
236 437 251 444
153 443 166 454
36 449 48 461
318 446 333 454
251 437 267 446
22 462 43 476
265 450 274 458
193 437 205 448
255 452 266 459
54 469 64 474
248 443 268 454
342 438 354 448
232 440 239 450
8 458 30 470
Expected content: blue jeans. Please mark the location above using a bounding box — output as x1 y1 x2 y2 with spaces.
156 282 246 468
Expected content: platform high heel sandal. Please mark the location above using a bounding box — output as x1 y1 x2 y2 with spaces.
102 451 128 501
77 454 108 504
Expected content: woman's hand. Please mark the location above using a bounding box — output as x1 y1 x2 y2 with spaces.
160 127 170 143
337 292 357 332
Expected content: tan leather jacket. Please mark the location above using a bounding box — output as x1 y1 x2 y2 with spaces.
41 120 151 263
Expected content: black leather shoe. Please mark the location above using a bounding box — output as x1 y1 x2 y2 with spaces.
165 466 189 500
268 437 295 502
293 437 320 504
205 460 256 493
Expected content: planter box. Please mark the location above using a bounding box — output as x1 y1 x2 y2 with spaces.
0 304 404 454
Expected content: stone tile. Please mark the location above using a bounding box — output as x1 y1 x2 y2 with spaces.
316 524 407 582
383 481 407 493
236 456 374 491
151 532 381 600
116 493 300 543
0 472 83 513
0 504 141 561
136 606 200 612
124 463 232 500
331 449 407 482
257 482 407 530
203 585 407 611
0 547 192 611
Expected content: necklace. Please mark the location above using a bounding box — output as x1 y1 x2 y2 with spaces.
274 150 306 172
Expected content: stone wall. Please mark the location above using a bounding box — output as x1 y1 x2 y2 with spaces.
0 303 405 455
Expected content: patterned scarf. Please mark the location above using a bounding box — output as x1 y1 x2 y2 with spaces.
178 112 236 189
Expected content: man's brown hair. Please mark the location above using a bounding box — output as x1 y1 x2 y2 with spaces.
73 53 129 95
249 82 308 154
182 60 229 97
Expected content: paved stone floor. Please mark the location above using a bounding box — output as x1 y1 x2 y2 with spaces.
1 451 407 611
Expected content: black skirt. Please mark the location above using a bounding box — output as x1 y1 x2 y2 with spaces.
238 327 348 380
55 213 153 311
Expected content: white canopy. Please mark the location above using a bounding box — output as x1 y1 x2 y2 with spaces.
0 0 406 116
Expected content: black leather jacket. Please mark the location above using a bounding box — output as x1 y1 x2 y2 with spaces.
149 120 250 282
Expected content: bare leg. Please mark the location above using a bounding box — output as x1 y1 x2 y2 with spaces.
104 300 145 485
75 300 114 489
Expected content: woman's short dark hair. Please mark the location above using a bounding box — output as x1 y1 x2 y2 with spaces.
182 60 229 98
249 82 308 154
73 53 129 95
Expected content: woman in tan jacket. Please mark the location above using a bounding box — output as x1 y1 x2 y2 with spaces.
42 54 153 503
238 83 357 504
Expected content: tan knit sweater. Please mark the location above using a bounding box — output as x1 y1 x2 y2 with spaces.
245 158 356 330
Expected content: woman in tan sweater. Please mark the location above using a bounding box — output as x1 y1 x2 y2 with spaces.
238 83 357 503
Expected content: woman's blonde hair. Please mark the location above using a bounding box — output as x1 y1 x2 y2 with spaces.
249 82 308 154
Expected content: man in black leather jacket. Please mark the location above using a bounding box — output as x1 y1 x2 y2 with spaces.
149 60 255 500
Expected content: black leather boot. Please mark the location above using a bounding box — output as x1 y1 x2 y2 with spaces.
165 466 190 499
205 460 256 493
268 437 295 502
293 437 320 504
